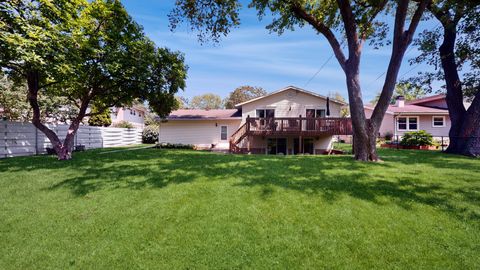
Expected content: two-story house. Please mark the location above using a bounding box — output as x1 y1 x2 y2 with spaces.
159 86 352 154
111 105 147 128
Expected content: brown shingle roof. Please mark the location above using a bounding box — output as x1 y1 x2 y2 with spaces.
166 109 241 120
364 104 449 115
406 94 446 105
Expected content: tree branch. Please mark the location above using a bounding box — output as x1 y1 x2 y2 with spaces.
336 0 360 61
370 0 429 127
290 3 347 70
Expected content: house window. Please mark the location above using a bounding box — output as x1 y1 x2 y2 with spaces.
256 109 275 118
397 117 419 131
220 126 228 140
409 117 418 130
432 116 445 127
306 109 326 118
256 109 275 126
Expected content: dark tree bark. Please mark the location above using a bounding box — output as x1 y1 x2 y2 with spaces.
291 0 427 161
431 5 480 157
26 70 89 160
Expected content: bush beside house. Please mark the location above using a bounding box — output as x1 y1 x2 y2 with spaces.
142 125 159 144
112 121 134 128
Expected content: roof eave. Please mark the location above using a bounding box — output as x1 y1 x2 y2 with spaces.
234 86 348 108
164 117 242 121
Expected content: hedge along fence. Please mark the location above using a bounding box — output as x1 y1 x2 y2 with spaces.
0 120 142 158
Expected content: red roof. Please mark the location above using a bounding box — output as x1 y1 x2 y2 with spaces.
166 109 241 120
386 104 448 114
406 94 446 105
365 94 449 115
364 104 449 115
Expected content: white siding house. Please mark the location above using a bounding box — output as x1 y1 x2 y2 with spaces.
159 86 351 154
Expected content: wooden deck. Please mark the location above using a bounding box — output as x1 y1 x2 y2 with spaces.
245 116 353 136
229 117 353 154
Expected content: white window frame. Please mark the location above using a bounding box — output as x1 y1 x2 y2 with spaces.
432 116 445 127
397 116 419 131
220 126 228 141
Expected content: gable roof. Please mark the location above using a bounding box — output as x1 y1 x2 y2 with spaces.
234 85 347 108
165 109 241 120
406 94 446 105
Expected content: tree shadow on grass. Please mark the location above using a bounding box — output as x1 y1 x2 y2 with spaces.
2 148 479 222
44 150 480 221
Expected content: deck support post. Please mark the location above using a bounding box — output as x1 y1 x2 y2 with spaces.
247 135 251 153
299 135 303 154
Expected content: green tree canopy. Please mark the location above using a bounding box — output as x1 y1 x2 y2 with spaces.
0 0 187 159
87 104 112 127
370 82 426 105
224 85 266 109
190 93 224 110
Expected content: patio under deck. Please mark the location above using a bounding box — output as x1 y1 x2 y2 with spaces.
230 117 353 154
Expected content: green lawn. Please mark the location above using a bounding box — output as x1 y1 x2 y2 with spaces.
1 147 479 269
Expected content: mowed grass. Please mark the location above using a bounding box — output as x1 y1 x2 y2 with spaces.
0 147 479 269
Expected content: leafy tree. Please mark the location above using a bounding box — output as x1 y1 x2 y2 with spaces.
87 104 112 127
370 82 426 105
224 85 266 109
407 0 480 157
175 96 189 109
328 91 349 117
0 76 30 121
190 93 224 109
0 75 78 122
0 0 187 159
170 0 429 161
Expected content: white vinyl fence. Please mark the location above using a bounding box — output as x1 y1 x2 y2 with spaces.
0 120 142 158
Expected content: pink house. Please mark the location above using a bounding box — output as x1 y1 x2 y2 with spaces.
364 94 451 138
111 105 147 128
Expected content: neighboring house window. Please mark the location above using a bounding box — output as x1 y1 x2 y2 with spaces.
397 117 419 131
432 116 445 127
220 126 228 140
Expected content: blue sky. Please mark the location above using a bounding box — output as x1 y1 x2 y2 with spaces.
122 0 435 103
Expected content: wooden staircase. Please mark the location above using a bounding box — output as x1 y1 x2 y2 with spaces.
229 122 248 153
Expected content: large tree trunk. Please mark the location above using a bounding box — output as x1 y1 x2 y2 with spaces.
345 64 379 161
438 20 480 157
26 70 87 160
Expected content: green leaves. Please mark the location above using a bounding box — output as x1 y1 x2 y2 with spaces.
1 0 188 122
224 85 266 109
169 0 241 43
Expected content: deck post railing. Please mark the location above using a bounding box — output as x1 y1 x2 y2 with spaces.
298 115 302 133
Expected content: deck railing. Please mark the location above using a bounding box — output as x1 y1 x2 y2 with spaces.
245 116 353 136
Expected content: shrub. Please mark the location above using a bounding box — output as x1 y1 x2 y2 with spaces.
400 130 433 147
156 142 195 149
142 125 159 144
384 131 393 141
112 121 134 128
